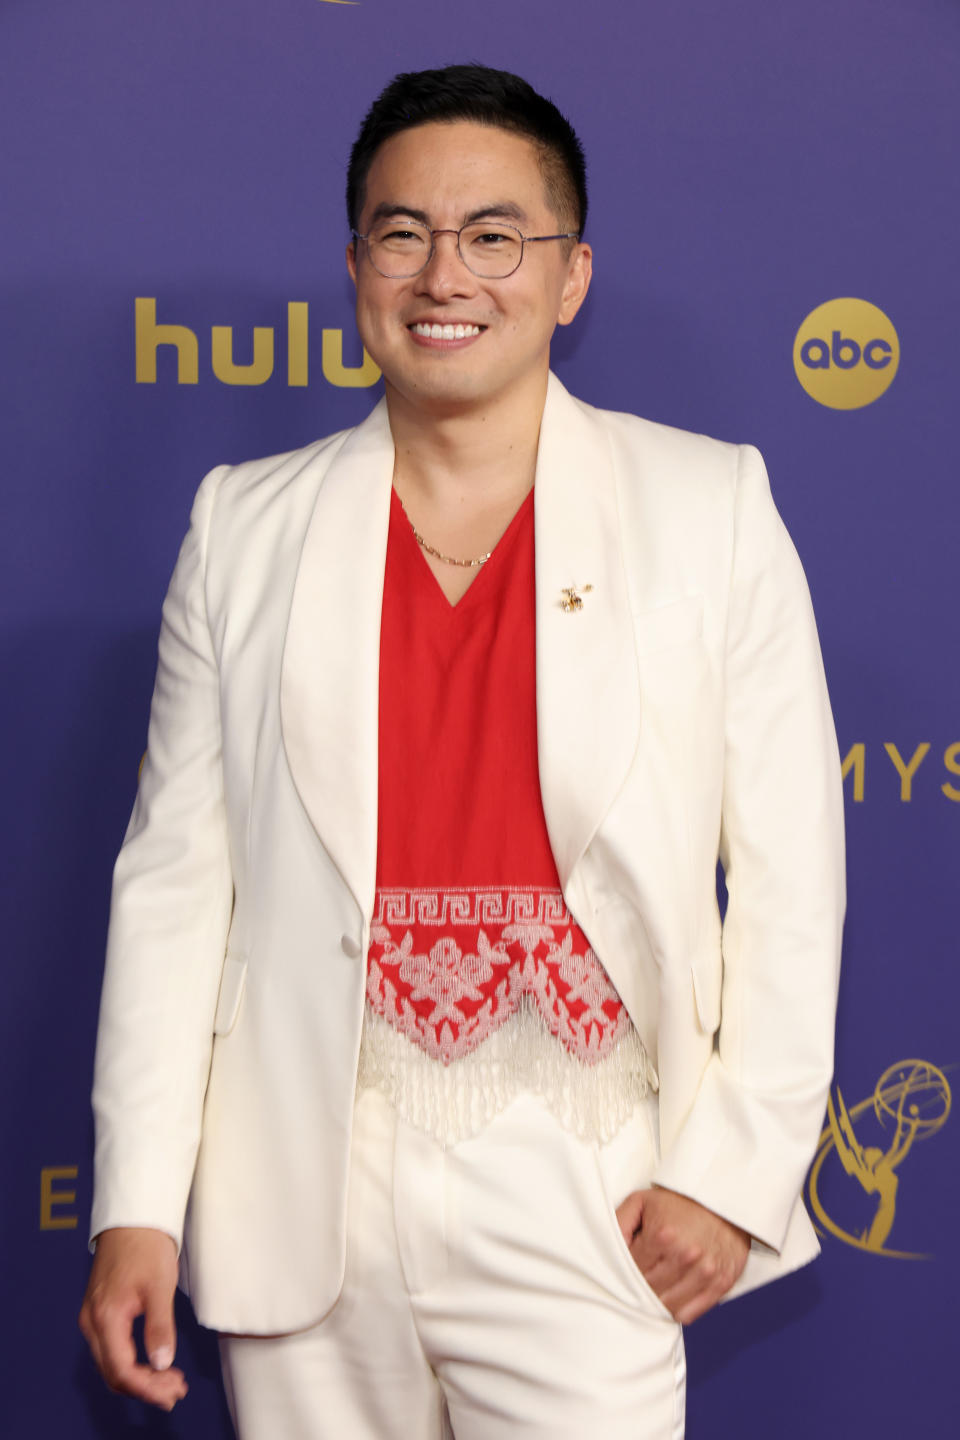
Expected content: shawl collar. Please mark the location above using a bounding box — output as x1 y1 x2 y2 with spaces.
280 401 393 921
535 374 641 888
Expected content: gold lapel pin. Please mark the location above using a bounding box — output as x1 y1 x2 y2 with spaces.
560 584 593 612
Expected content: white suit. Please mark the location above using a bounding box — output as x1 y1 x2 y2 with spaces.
91 374 845 1335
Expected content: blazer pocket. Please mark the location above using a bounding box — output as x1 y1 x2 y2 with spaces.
634 596 703 653
213 953 247 1036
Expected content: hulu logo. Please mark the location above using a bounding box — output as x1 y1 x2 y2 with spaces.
134 298 380 388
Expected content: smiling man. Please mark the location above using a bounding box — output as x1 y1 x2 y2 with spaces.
345 110 592 605
80 65 845 1440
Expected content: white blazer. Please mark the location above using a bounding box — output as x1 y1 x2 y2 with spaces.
91 374 845 1334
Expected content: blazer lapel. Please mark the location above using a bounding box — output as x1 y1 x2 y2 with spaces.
280 400 394 920
536 375 641 889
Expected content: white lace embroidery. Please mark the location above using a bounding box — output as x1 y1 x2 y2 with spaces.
360 886 651 1145
367 885 630 1064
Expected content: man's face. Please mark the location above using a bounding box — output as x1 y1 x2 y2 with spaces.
347 120 591 415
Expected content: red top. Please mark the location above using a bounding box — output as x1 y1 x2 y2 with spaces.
368 487 628 1065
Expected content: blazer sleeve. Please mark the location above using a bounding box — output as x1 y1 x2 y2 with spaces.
652 444 846 1251
89 465 235 1251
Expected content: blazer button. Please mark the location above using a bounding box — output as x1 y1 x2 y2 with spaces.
340 934 363 959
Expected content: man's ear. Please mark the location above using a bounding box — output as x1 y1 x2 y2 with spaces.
346 239 358 286
557 242 592 327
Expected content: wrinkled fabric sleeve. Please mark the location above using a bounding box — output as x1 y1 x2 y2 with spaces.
90 466 235 1252
652 445 845 1251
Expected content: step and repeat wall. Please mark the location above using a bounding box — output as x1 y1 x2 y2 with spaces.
2 1 956 1435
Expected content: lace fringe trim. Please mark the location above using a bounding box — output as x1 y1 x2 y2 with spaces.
357 999 651 1147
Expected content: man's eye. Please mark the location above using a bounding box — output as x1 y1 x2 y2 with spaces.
470 230 513 247
377 228 427 247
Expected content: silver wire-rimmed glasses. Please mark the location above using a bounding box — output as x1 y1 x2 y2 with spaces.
351 220 580 279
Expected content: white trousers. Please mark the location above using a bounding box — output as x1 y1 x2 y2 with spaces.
219 1088 686 1439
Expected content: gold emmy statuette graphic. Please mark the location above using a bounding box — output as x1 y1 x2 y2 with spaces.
806 1060 951 1258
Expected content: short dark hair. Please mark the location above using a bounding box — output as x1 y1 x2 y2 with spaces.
347 64 588 238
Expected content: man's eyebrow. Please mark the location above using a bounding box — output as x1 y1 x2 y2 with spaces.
364 201 530 228
366 203 432 227
463 203 529 225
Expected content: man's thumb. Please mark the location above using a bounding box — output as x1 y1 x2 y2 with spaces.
615 1188 647 1242
144 1290 176 1372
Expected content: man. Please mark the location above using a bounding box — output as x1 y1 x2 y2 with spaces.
80 64 845 1439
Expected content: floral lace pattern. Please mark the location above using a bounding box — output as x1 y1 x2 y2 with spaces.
366 886 630 1065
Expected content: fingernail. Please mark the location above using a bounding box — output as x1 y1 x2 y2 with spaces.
150 1345 174 1371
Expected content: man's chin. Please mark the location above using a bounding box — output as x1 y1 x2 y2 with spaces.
383 369 490 415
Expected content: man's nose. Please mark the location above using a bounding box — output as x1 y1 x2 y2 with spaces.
414 231 476 296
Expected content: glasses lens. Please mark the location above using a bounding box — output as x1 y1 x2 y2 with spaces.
460 223 523 278
367 221 432 277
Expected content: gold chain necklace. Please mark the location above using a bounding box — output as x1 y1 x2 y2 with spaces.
401 502 492 568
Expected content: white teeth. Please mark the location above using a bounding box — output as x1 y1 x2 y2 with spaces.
411 322 481 338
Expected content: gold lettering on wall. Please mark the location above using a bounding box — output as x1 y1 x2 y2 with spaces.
287 301 310 387
211 326 275 385
840 742 960 802
321 328 381 387
134 298 379 388
40 1166 78 1230
883 742 931 802
135 298 199 384
841 743 865 802
942 743 960 802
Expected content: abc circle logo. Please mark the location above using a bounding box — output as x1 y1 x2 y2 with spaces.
793 298 899 409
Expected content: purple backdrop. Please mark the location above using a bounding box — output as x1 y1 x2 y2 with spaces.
2 1 957 1434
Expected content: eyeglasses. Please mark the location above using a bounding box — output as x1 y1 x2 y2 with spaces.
352 220 580 280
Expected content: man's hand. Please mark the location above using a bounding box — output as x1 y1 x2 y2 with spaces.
79 1227 188 1411
615 1188 750 1324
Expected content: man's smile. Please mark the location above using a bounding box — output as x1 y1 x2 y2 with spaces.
407 320 487 347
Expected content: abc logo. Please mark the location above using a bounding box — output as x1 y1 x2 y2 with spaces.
793 298 899 410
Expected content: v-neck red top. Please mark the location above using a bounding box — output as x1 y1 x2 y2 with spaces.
366 487 629 1068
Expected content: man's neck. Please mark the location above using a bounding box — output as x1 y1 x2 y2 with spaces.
383 368 549 605
385 369 548 514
